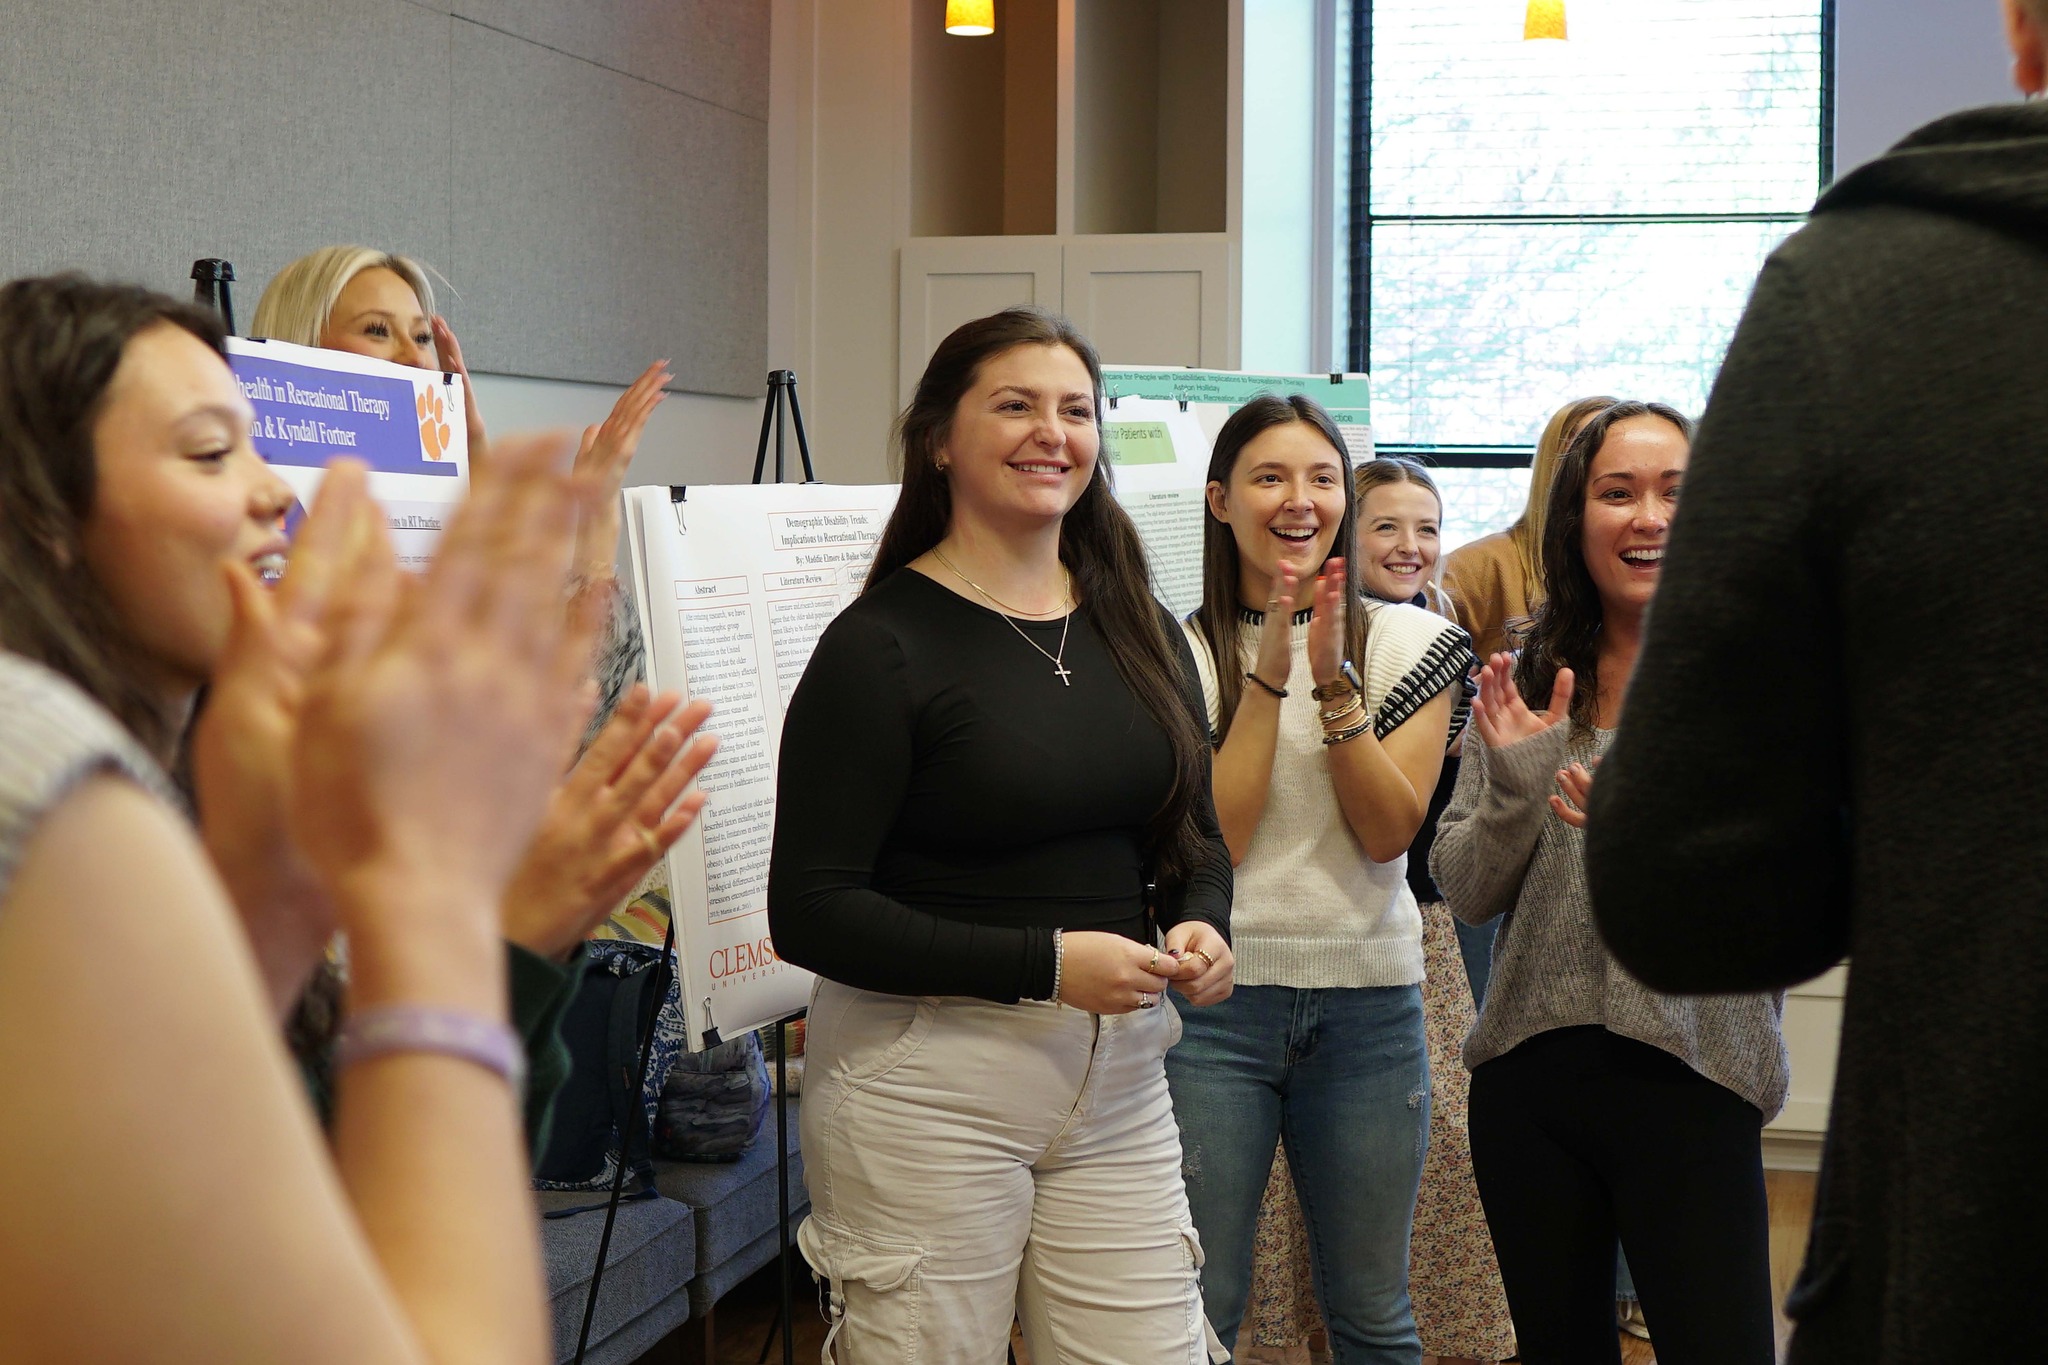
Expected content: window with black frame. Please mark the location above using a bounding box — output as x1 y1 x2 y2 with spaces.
1347 0 1832 550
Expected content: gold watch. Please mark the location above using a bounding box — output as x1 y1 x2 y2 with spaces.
1310 659 1364 703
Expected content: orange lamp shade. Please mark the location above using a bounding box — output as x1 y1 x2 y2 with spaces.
946 0 995 36
1524 0 1567 41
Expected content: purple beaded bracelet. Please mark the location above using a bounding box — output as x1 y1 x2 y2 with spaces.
333 1005 528 1092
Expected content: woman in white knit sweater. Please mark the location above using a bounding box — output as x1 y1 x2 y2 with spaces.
1168 395 1475 1365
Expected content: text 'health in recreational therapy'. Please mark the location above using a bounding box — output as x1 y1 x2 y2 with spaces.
232 352 459 478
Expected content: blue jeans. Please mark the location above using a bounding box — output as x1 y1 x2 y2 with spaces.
1453 915 1498 1008
1165 984 1429 1365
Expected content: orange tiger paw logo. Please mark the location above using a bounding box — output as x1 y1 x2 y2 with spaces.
418 387 453 461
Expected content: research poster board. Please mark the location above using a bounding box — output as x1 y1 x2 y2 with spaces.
225 337 470 567
1100 396 1214 619
624 483 900 1047
1103 365 1374 462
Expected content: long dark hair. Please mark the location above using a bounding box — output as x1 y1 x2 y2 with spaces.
1513 400 1694 735
0 274 230 761
1192 394 1370 744
867 306 1210 885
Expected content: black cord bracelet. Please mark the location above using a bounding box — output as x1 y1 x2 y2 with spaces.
1244 672 1288 699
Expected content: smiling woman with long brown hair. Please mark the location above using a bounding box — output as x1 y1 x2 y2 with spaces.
1169 396 1475 1365
1431 401 1786 1365
767 305 1234 1364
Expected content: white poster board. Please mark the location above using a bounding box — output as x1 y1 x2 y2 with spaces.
225 337 470 567
624 484 899 1047
1100 396 1215 619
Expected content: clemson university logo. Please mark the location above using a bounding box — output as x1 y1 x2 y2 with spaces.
417 386 454 461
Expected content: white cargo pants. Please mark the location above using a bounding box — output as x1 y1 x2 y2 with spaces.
797 978 1229 1364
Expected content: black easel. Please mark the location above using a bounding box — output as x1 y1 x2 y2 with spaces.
190 259 237 336
581 370 817 1365
749 367 814 1365
749 369 819 485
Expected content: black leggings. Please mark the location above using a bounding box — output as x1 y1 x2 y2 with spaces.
1467 1026 1774 1365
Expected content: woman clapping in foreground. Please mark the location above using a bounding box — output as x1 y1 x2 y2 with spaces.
0 275 698 1364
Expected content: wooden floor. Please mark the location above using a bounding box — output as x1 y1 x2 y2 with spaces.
638 1169 1817 1365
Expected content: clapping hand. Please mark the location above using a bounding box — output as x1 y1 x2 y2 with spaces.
501 685 717 961
193 465 377 1015
1246 562 1299 699
1550 758 1598 829
1470 653 1574 750
289 437 603 1003
1305 557 1348 689
432 315 489 471
571 360 672 586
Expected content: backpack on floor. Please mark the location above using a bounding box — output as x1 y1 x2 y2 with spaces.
534 941 684 1194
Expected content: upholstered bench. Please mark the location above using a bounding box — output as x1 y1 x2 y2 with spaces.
654 1097 809 1320
537 1189 695 1365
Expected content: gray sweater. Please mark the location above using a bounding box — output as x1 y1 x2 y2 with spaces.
1583 105 2048 1362
0 653 175 904
1431 718 1787 1118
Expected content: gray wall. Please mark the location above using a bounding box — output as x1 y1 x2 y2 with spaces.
0 0 768 397
1836 0 2016 177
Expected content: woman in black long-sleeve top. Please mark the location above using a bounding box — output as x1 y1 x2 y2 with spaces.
768 307 1234 1364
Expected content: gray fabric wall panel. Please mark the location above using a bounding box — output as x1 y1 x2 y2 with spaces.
447 18 765 395
452 0 768 120
0 0 452 297
0 0 765 396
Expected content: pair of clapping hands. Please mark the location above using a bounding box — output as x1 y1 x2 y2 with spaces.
1468 654 1596 829
1246 558 1352 697
192 365 713 1016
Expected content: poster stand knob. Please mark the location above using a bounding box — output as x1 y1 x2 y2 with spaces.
190 258 237 337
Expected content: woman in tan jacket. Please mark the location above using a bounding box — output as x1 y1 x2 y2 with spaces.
1443 396 1614 663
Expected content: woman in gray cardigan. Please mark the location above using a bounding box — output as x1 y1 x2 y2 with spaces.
1431 401 1786 1365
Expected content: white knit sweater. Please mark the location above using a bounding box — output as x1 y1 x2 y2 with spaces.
1183 600 1472 989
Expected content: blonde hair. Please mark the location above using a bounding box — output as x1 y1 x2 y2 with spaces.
250 246 437 348
1509 395 1615 592
1354 456 1458 626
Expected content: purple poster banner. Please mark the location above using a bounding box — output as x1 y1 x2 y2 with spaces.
230 348 459 478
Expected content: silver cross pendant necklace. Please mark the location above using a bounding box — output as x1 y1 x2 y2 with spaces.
931 547 1076 686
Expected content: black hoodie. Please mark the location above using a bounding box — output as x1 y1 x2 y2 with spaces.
1584 104 2048 1364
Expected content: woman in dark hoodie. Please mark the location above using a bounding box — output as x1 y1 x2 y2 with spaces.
1585 3 2048 1361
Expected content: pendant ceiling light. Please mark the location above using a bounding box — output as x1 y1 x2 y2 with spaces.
1524 0 1567 41
946 0 995 37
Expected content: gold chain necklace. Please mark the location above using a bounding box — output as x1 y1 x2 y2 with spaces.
931 546 1076 687
930 546 1070 616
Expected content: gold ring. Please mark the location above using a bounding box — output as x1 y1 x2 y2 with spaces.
1189 948 1216 972
1147 948 1160 972
633 823 662 860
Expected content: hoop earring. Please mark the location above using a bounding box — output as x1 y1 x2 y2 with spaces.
935 459 950 472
